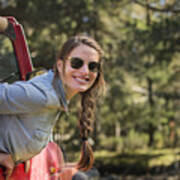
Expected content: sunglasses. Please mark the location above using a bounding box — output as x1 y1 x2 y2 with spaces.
70 57 100 72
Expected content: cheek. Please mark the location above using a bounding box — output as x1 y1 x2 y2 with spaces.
64 63 75 77
90 73 98 83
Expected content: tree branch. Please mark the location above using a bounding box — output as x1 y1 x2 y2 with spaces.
133 0 180 14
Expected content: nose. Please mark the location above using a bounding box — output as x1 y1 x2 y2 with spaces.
79 64 89 74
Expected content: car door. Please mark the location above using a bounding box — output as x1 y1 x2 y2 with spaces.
0 16 33 83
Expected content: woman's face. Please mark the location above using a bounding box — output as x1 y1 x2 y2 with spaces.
57 44 99 98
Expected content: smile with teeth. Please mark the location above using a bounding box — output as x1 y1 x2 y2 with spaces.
73 76 90 83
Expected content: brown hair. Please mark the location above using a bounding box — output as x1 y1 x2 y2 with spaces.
55 35 105 171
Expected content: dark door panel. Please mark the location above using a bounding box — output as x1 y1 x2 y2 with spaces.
0 34 20 83
0 16 33 82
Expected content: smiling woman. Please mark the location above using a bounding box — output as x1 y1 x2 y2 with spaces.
0 34 106 179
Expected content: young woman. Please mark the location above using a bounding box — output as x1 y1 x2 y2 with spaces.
0 35 105 179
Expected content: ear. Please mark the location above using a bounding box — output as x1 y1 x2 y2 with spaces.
56 59 63 73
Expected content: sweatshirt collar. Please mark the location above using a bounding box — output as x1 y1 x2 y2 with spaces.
51 70 68 113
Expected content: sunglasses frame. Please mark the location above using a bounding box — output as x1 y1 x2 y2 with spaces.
69 57 100 72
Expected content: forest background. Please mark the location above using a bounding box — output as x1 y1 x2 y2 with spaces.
0 0 180 179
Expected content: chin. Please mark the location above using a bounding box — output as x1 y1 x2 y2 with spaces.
78 88 88 93
77 86 90 93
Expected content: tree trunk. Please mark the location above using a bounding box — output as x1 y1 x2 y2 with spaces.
115 121 120 138
169 119 176 147
148 123 156 146
147 77 156 146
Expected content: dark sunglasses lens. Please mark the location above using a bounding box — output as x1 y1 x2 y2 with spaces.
89 62 100 72
71 58 83 69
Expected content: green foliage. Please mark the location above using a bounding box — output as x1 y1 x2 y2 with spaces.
123 130 149 151
95 147 180 175
99 136 123 151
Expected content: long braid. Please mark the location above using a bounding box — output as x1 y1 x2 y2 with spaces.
77 90 95 170
80 92 94 139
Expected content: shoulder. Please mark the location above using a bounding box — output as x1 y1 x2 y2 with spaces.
29 70 54 88
28 70 60 108
12 70 56 105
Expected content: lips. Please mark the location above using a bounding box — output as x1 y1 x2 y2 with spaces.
73 75 90 84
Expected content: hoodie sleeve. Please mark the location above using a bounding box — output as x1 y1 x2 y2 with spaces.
0 81 48 114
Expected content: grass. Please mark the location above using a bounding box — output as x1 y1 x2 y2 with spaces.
93 148 180 176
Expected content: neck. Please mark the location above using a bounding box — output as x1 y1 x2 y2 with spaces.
64 85 78 100
58 70 78 100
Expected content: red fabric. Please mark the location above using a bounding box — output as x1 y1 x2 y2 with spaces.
30 142 78 180
0 142 78 180
0 163 30 180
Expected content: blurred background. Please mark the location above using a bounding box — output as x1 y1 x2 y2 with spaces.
0 0 180 179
